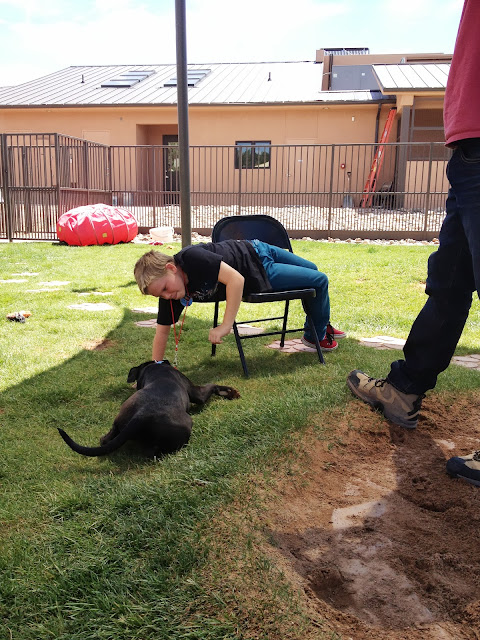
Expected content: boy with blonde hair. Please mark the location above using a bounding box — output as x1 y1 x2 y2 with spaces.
134 239 345 362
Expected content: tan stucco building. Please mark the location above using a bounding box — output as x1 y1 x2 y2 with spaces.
0 48 450 148
0 48 452 240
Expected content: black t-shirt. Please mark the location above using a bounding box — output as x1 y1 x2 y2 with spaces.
157 239 271 325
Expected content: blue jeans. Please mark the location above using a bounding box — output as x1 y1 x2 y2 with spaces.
388 138 480 395
251 239 330 341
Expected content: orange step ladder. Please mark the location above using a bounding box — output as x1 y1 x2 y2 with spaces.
360 107 397 208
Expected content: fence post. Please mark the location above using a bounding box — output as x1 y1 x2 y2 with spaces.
422 142 433 238
152 146 157 225
22 144 33 233
54 134 62 221
1 134 13 241
83 140 90 204
327 144 335 235
107 145 113 207
237 148 242 215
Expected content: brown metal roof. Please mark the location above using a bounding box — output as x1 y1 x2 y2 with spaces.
0 61 392 107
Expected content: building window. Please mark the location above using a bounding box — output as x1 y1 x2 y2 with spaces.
235 141 271 169
409 108 445 160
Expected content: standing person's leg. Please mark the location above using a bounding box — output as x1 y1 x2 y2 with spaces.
387 191 474 394
442 139 480 485
251 240 330 343
348 142 480 429
388 141 480 394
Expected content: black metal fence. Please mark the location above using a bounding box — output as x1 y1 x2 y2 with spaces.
0 133 452 241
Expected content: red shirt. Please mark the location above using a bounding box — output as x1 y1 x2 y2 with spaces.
444 0 480 145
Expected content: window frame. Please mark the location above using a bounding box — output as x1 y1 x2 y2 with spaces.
234 140 271 170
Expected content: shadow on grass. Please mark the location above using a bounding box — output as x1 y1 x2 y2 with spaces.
0 307 331 473
0 305 346 640
118 279 138 288
2 305 480 639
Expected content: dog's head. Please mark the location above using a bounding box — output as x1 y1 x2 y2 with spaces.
127 360 171 385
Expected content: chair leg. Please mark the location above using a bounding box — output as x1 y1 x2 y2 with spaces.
233 322 250 377
306 314 325 364
211 301 219 357
280 300 289 347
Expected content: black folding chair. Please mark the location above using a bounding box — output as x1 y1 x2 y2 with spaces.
211 214 325 377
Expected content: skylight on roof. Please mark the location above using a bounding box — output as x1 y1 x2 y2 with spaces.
101 70 155 88
164 69 211 88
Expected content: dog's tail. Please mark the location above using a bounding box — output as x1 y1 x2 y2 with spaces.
58 418 142 457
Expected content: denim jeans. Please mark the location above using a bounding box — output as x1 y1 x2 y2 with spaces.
388 138 480 395
251 239 330 341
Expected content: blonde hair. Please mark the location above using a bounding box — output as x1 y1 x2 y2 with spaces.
134 250 175 294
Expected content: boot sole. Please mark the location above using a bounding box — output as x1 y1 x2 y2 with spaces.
346 377 417 430
447 473 480 487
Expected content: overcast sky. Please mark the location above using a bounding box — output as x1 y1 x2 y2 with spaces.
1 0 464 87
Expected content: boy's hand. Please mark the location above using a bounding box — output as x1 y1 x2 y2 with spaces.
209 324 232 344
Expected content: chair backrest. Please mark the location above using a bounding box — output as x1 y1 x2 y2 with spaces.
212 214 293 252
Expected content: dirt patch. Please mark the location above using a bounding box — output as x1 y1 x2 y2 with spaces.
264 394 480 640
83 338 117 351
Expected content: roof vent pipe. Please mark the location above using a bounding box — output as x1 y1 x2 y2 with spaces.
268 72 271 81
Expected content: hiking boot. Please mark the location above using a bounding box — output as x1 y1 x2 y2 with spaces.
346 370 424 429
301 335 338 351
446 451 480 487
327 323 346 339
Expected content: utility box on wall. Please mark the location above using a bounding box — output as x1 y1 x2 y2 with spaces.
331 65 379 91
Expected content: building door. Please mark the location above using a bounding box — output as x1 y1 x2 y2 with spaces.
163 135 179 204
284 140 319 207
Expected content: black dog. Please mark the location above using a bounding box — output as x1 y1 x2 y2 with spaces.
58 360 240 458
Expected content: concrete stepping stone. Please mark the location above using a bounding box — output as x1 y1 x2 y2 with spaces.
267 338 316 353
132 307 158 314
78 291 113 296
451 355 480 370
68 303 115 311
360 335 406 350
361 334 480 372
12 272 39 276
233 324 265 336
39 281 70 286
135 319 157 327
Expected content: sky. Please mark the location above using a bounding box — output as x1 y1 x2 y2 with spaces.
0 0 464 87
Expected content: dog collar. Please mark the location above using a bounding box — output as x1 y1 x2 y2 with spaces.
154 360 165 364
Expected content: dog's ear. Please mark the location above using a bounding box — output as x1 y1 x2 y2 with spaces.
127 361 155 383
127 366 139 383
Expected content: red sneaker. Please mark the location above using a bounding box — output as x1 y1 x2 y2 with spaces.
301 335 338 351
327 323 346 339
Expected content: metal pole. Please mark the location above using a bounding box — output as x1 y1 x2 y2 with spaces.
1 134 13 241
237 147 242 215
175 0 192 247
327 144 335 235
54 133 61 221
423 142 434 237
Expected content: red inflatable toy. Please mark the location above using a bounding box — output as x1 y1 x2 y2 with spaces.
57 204 138 246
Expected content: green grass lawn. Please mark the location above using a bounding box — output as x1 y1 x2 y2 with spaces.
1 240 479 640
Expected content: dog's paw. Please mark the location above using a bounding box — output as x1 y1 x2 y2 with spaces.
218 386 241 400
